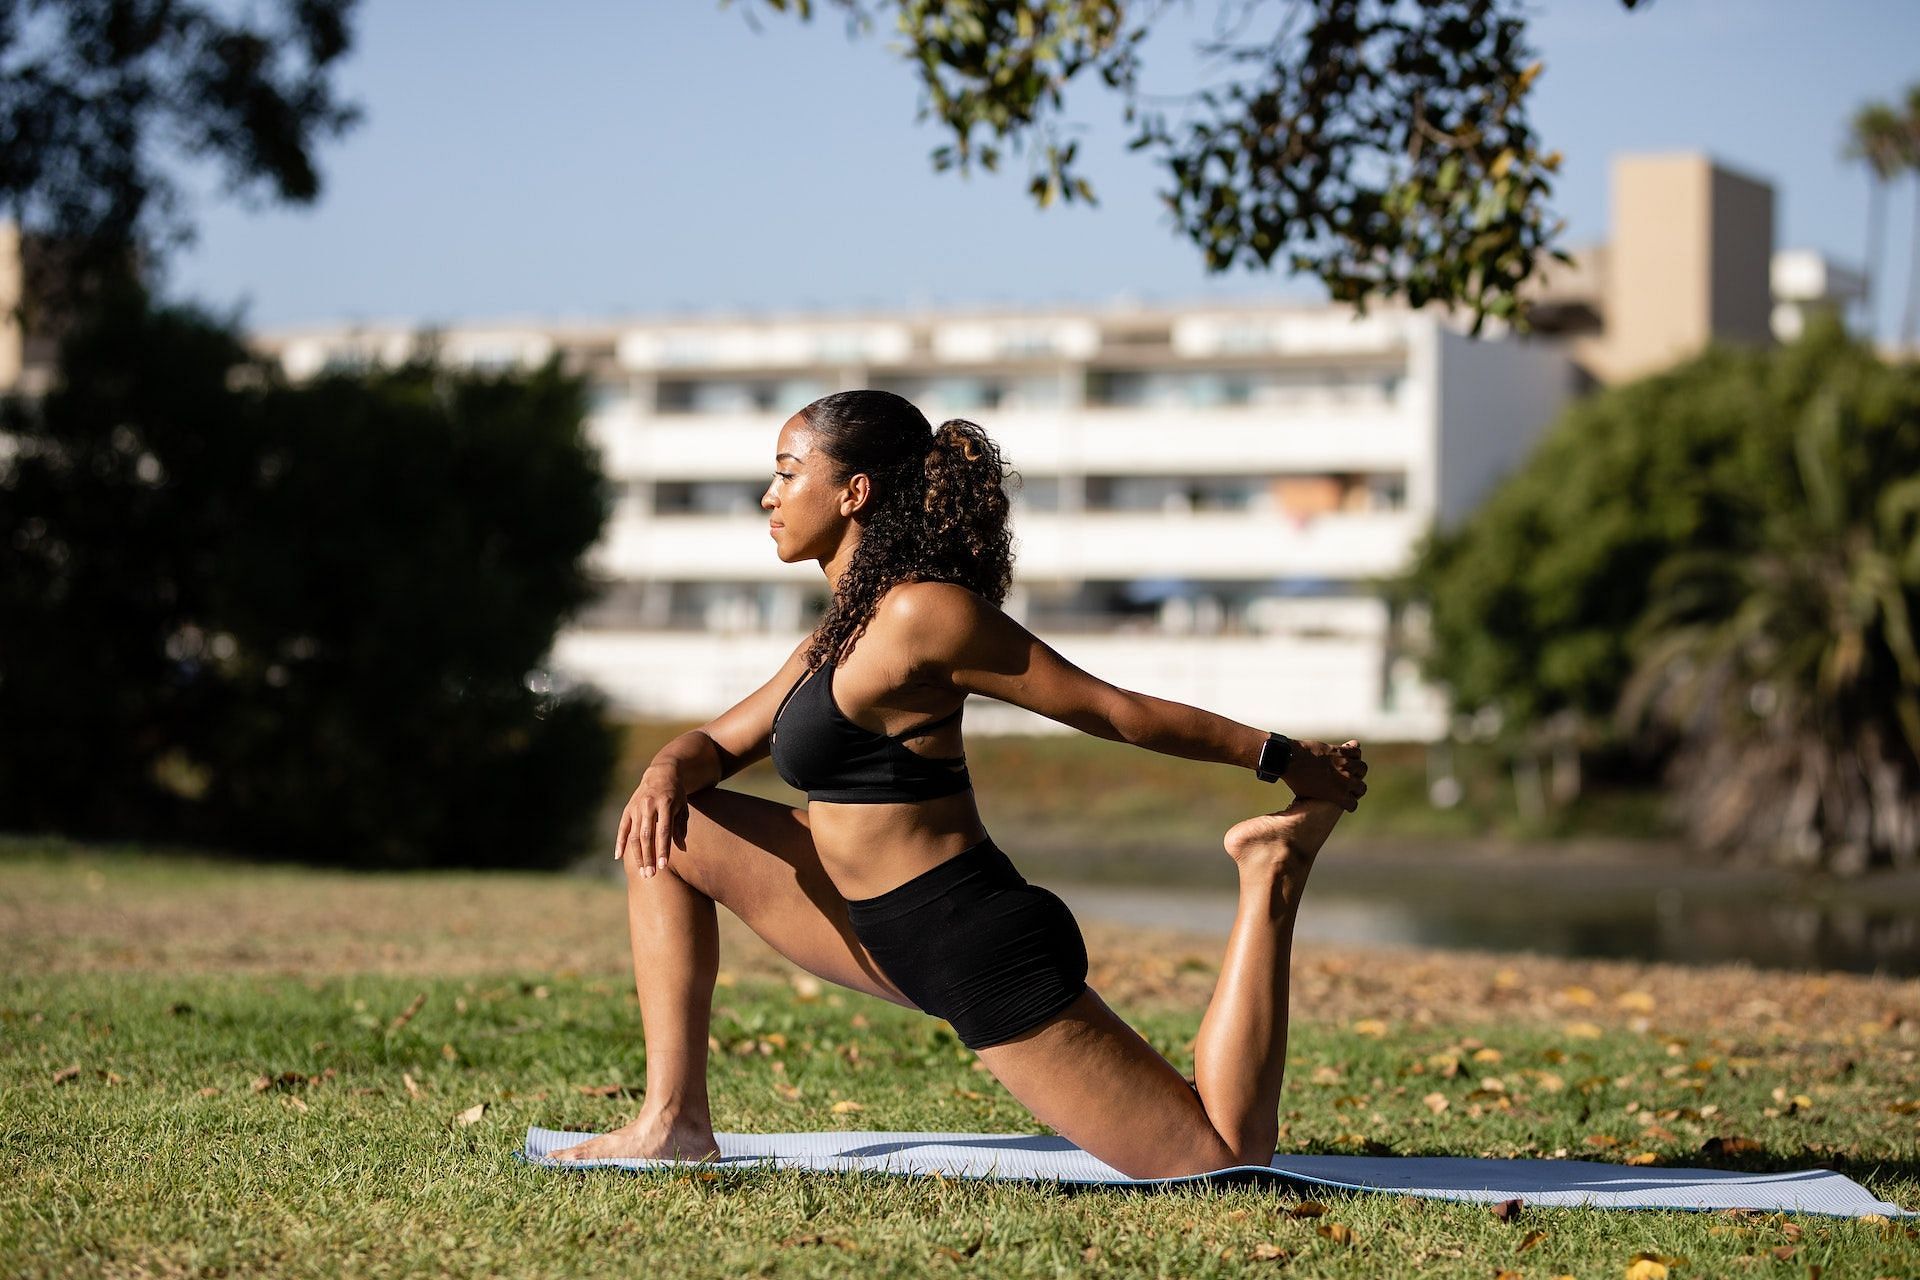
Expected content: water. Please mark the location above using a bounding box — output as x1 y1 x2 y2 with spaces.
1047 855 1920 978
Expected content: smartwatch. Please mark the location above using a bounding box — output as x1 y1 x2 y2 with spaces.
1254 732 1293 783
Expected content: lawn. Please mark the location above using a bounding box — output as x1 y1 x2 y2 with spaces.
2 838 1917 1279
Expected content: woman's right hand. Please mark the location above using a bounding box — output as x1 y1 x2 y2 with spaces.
616 762 688 878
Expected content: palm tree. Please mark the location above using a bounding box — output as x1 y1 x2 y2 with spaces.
1843 101 1905 343
1619 343 1920 873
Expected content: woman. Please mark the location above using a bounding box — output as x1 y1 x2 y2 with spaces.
551 389 1368 1179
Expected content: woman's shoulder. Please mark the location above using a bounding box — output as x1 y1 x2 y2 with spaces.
877 579 994 629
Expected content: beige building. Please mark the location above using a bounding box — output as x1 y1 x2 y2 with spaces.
1528 152 1860 383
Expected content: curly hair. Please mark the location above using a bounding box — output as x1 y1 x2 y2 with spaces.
796 389 1017 672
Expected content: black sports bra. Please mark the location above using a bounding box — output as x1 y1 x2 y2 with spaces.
769 652 972 804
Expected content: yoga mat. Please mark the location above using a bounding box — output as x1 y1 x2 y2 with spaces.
520 1127 1911 1218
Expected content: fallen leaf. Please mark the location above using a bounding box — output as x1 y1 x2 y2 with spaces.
196 1086 221 1097
1565 1021 1604 1039
1472 1047 1504 1063
1080 1244 1101 1262
1616 991 1656 1012
576 1083 639 1098
1490 1197 1524 1223
1624 1260 1668 1280
1289 1201 1327 1218
1559 985 1598 1006
1626 1152 1659 1166
1353 1018 1387 1037
387 992 428 1034
789 974 822 1001
250 1075 273 1093
1584 1134 1621 1149
1252 1243 1290 1261
830 1100 864 1114
773 1082 802 1101
1423 1092 1450 1115
454 1102 487 1126
285 1095 309 1113
1518 1229 1548 1253
1700 1136 1762 1157
1770 1244 1796 1261
440 1043 458 1061
403 1072 423 1098
1316 1222 1354 1245
52 1064 81 1085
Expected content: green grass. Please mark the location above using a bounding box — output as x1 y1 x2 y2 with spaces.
3 841 1918 1278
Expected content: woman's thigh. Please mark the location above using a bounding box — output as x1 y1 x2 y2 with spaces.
973 988 1242 1180
660 787 918 1011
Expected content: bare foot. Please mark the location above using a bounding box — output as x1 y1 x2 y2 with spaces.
1223 798 1344 879
548 1110 720 1164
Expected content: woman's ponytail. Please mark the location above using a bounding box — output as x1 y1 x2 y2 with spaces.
920 418 1015 606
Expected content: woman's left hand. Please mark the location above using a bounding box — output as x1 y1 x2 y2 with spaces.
1281 739 1368 812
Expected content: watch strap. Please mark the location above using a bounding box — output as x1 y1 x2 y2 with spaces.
1255 732 1293 783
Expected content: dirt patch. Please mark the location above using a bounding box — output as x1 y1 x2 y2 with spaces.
3 851 1915 1048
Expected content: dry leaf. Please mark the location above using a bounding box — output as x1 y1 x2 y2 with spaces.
250 1075 273 1093
830 1100 864 1114
1472 1047 1504 1063
1490 1197 1524 1223
1770 1244 1796 1261
1493 1271 1523 1280
387 992 427 1034
403 1072 423 1098
1624 1261 1668 1280
1518 1229 1548 1253
1584 1134 1621 1149
1616 991 1656 1012
454 1102 487 1126
440 1043 458 1061
1353 1018 1387 1037
1080 1245 1101 1262
1316 1222 1354 1246
52 1064 81 1085
196 1086 221 1097
1564 1021 1604 1039
1423 1092 1450 1115
285 1095 309 1113
773 1082 802 1101
1700 1136 1762 1157
1252 1243 1290 1262
1626 1152 1659 1166
1289 1201 1327 1218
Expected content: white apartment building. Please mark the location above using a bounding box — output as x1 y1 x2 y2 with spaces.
259 301 1573 741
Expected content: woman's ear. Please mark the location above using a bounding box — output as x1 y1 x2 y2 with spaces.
840 472 872 517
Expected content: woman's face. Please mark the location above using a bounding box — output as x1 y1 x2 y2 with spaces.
762 413 865 563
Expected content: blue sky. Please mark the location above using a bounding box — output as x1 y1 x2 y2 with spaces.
164 1 1920 342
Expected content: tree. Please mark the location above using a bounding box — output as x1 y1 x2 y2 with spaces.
1842 99 1904 341
0 0 360 296
0 284 619 869
1620 355 1920 873
1404 319 1920 871
742 0 1646 330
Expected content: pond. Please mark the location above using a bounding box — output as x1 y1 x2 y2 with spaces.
1045 850 1920 978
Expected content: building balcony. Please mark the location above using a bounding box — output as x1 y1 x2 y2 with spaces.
584 403 1429 483
589 509 1425 583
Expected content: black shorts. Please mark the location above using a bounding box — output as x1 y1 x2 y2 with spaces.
844 835 1089 1051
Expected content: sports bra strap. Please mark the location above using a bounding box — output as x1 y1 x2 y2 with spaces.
887 701 964 743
